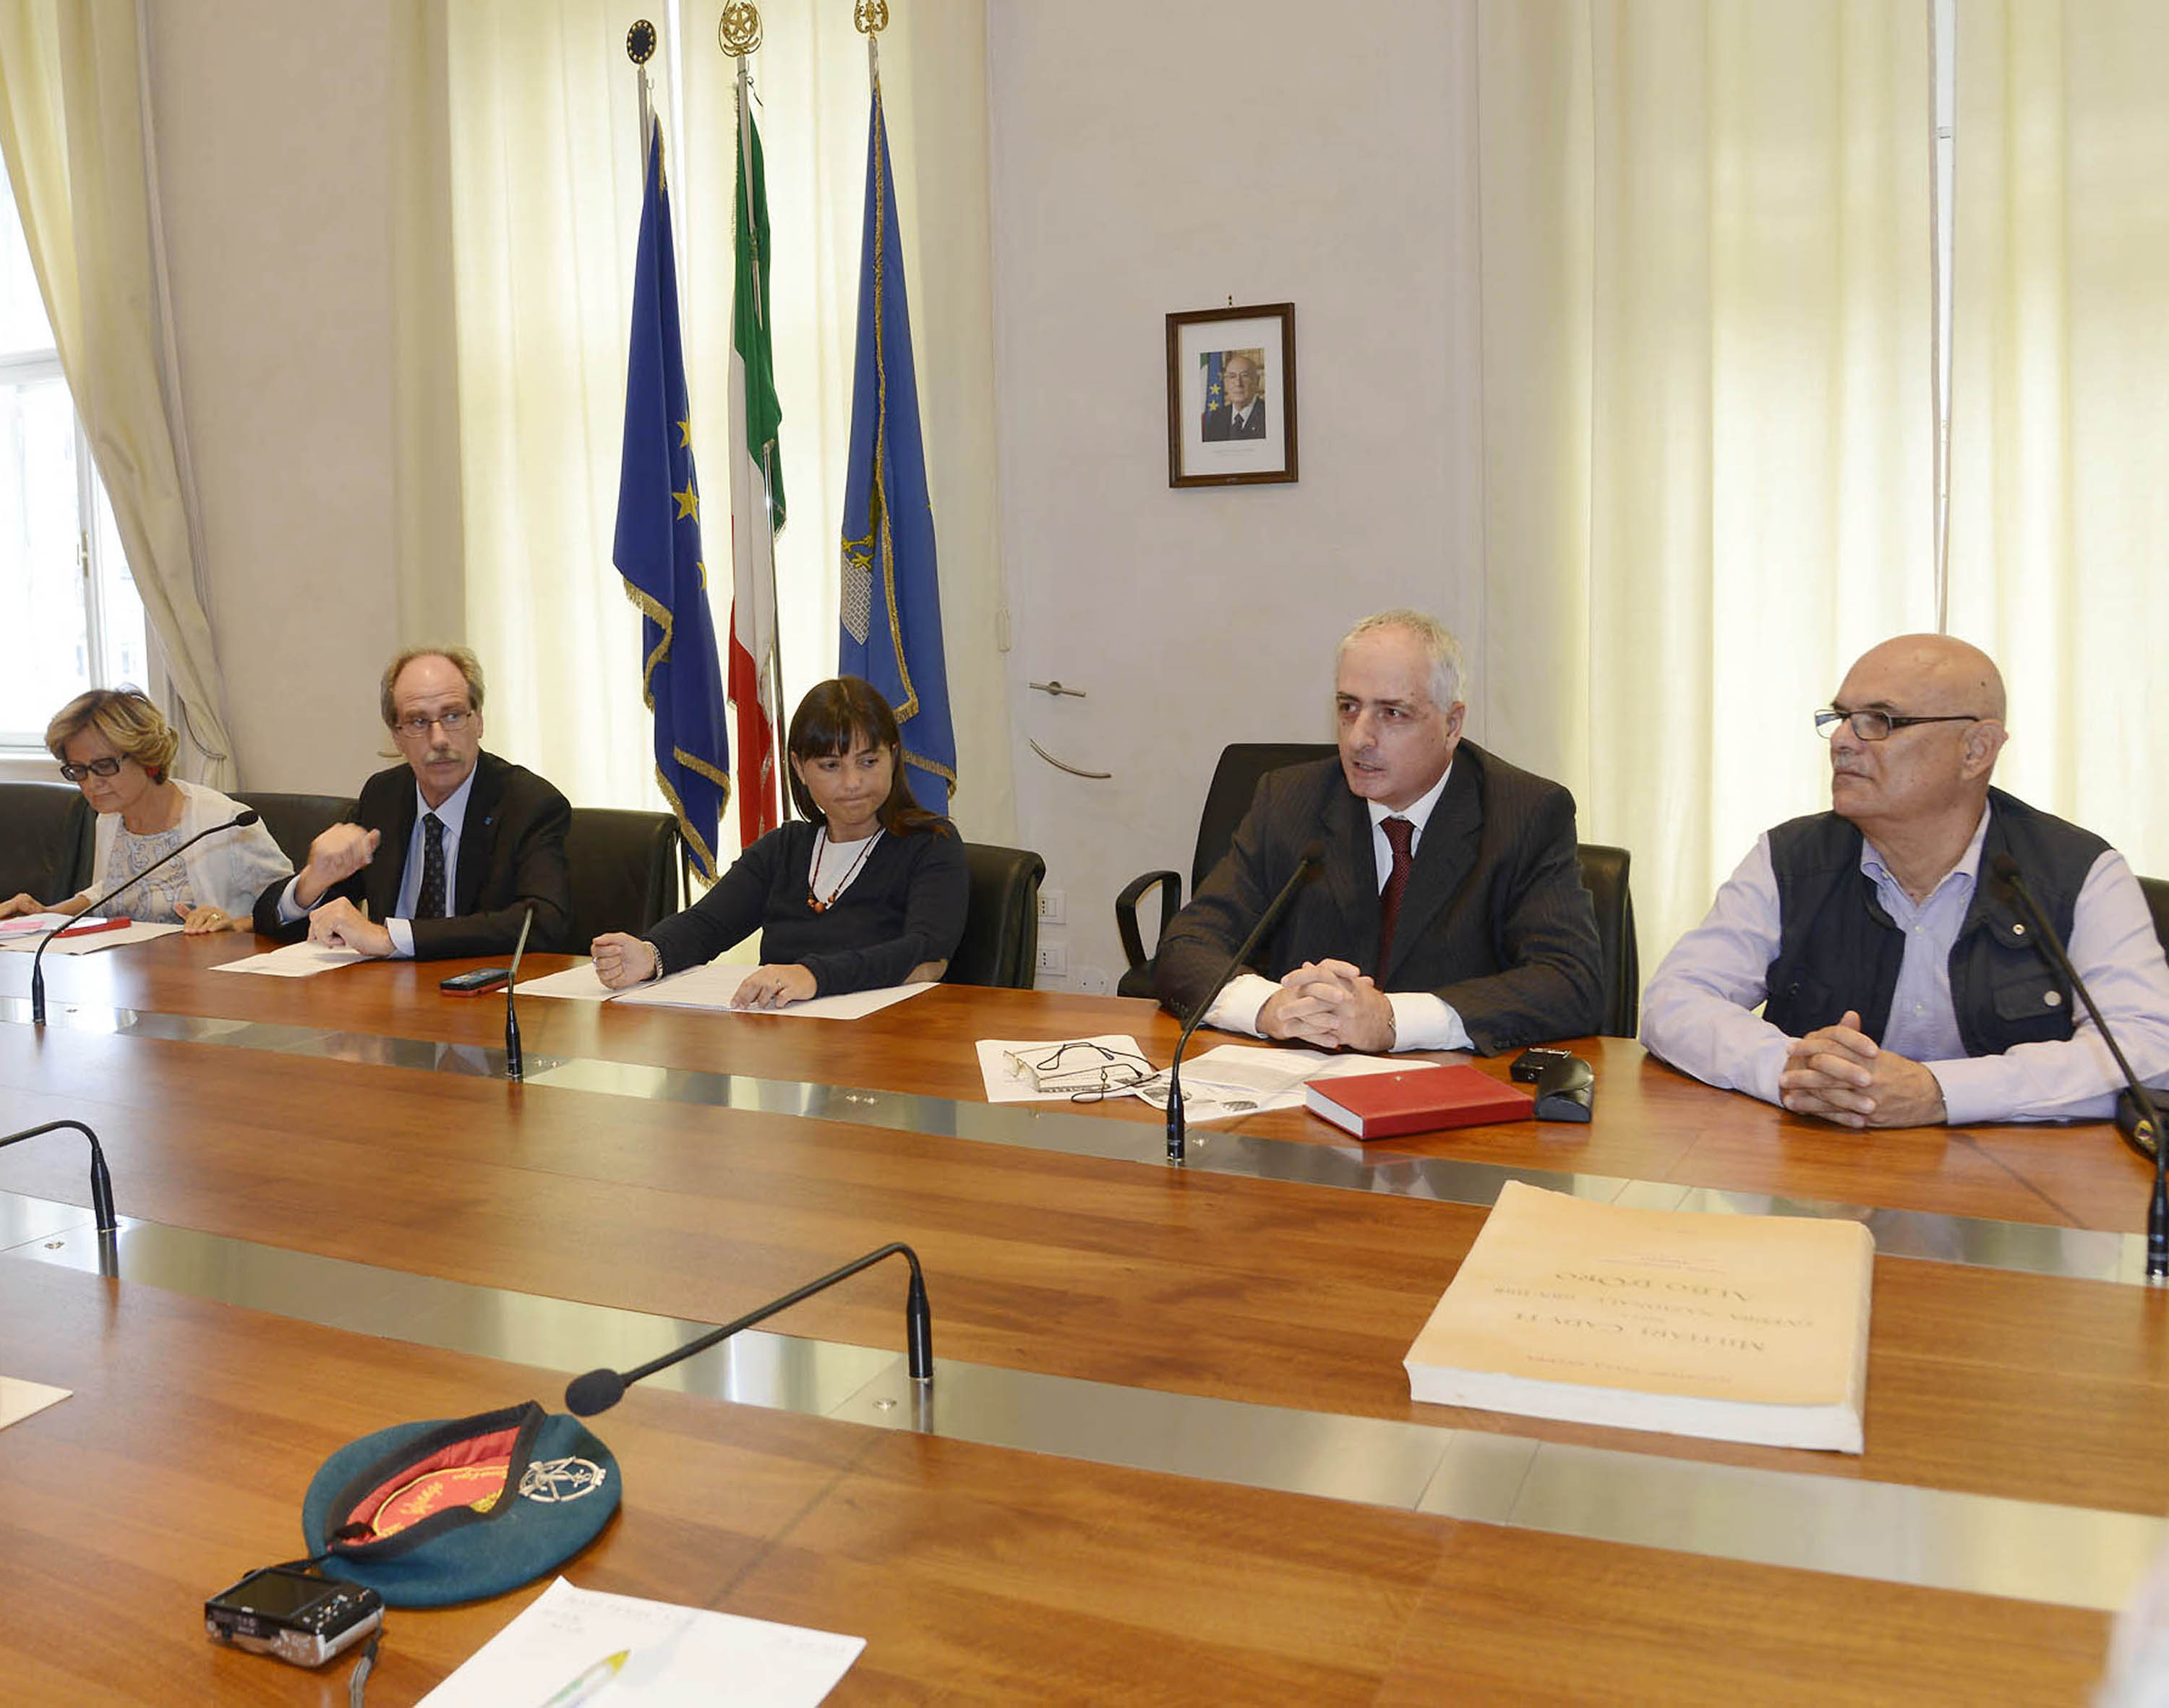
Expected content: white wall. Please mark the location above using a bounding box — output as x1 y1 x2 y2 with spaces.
987 1 1484 991
143 1 403 792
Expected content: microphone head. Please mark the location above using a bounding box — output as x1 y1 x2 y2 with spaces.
1297 840 1325 869
1990 853 2022 884
564 1367 626 1417
231 809 262 827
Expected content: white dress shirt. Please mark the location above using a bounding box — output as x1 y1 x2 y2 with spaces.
1202 764 1473 1051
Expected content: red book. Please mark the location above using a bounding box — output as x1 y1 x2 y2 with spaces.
1304 1064 1534 1140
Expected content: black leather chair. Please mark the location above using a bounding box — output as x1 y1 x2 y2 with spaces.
0 780 94 905
231 791 356 870
2140 875 2169 962
565 808 683 946
1113 742 1640 1036
1115 743 1335 999
946 841 1045 989
1575 843 1639 1038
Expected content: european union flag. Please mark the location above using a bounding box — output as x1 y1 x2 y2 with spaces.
837 68 955 813
1204 349 1225 411
615 117 730 879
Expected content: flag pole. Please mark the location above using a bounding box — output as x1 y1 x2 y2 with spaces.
627 18 655 150
722 1 788 829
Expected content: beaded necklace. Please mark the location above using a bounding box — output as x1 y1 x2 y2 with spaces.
806 824 883 913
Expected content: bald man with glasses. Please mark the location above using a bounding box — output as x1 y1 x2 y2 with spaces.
250 646 571 959
1641 634 2169 1128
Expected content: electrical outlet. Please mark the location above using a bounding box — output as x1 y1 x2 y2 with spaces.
1037 887 1065 925
1035 941 1069 979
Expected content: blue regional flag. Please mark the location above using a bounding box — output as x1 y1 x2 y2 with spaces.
837 67 956 812
615 117 730 879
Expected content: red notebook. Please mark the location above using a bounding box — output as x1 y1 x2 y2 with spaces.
1304 1064 1534 1140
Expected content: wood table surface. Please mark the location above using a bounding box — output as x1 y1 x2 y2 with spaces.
1 933 2157 1701
0 1262 2113 1707
7 932 2157 1231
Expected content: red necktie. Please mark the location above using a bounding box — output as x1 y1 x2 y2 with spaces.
1377 816 1415 973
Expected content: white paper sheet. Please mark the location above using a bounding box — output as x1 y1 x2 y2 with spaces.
0 1375 71 1431
210 939 371 978
0 916 184 954
418 1576 863 1707
1128 1043 1403 1124
614 963 937 1020
513 962 621 1002
975 1036 1152 1103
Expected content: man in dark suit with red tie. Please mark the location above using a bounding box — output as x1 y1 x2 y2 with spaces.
1154 610 1602 1054
251 646 571 959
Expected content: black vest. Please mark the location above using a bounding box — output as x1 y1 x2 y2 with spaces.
1761 790 2107 1056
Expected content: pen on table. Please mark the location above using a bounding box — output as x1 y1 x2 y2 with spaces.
538 1647 629 1707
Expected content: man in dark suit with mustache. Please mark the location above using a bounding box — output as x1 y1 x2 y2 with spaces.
252 646 571 959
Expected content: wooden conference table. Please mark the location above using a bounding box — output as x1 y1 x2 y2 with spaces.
0 933 2162 1703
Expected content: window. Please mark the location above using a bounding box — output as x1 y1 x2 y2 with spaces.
0 176 147 748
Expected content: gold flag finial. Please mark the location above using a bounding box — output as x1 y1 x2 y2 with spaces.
719 2 761 56
854 0 889 35
626 18 657 62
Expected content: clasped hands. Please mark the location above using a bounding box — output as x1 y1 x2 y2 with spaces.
1256 959 1397 1054
591 932 817 1009
300 825 395 957
1778 1009 1947 1130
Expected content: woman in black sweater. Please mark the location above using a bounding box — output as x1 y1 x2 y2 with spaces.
591 678 968 1007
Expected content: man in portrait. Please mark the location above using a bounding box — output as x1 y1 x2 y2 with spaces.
1201 349 1268 442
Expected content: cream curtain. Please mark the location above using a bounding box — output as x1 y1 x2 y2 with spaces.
0 0 234 785
445 1 1012 852
1946 1 2169 879
1476 0 1935 964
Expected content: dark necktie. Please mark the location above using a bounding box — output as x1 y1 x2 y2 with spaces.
417 813 447 920
1377 816 1415 973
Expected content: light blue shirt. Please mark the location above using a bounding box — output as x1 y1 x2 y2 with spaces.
1641 804 2169 1124
385 771 477 960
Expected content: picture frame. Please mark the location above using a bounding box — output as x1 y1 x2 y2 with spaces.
1165 302 1299 488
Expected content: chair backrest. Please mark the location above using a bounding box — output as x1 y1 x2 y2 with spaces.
947 841 1045 989
565 808 682 947
0 780 94 904
231 791 357 869
1575 842 1640 1038
1192 743 1335 892
2140 875 2169 963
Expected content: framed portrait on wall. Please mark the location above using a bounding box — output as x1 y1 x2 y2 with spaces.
1165 302 1299 488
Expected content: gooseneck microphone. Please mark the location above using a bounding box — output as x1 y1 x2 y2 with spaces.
564 1242 932 1417
0 1119 119 1232
1165 842 1324 1166
30 809 262 1026
1990 854 2169 1281
505 906 534 1082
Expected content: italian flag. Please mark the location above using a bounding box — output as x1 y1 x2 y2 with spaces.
727 70 784 845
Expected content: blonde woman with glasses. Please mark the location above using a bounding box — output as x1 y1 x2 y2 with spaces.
0 688 290 933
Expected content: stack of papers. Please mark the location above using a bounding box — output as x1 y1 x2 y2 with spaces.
0 915 183 954
975 1038 1403 1123
515 960 938 1020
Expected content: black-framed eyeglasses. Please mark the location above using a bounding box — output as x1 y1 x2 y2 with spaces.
1004 1039 1154 1101
395 709 474 738
1813 707 1982 743
59 757 124 782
